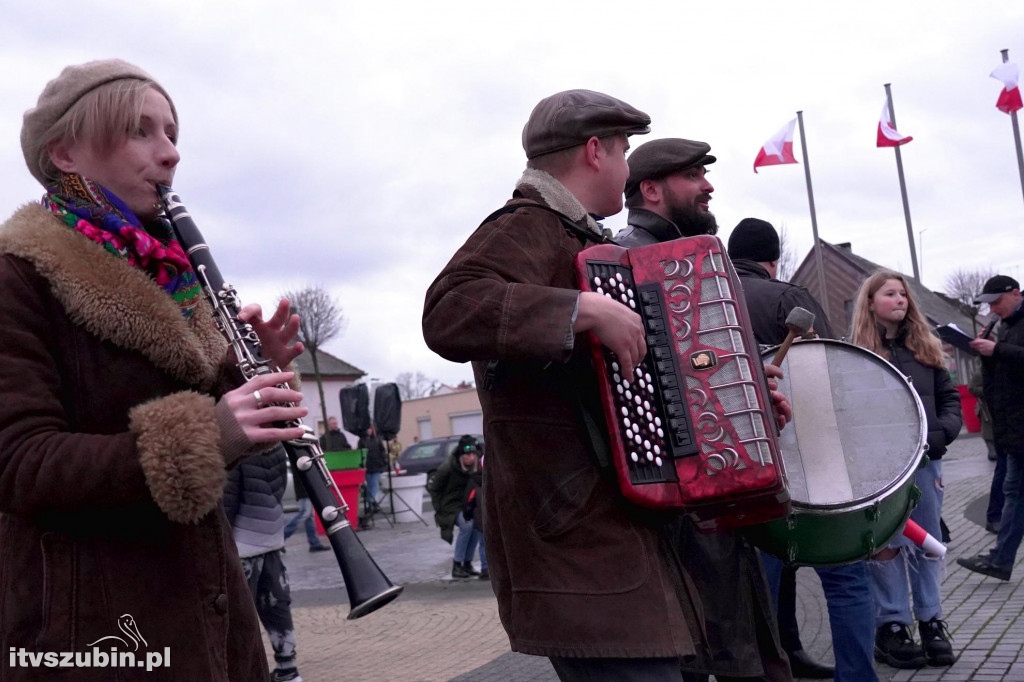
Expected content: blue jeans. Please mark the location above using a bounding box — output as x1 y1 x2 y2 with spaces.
453 512 487 569
989 450 1024 569
988 446 1008 525
763 553 877 682
283 498 321 548
868 460 944 625
365 472 382 505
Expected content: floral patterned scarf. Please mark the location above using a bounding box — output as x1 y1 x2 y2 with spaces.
42 173 202 319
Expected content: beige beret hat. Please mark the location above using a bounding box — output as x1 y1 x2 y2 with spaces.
21 58 176 185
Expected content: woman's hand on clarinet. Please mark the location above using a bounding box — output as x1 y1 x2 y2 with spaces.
223 372 307 442
763 363 792 430
237 298 304 369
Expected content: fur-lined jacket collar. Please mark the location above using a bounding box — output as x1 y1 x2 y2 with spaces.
0 203 225 389
515 168 603 235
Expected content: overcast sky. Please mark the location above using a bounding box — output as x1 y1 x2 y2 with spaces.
2 1 1023 387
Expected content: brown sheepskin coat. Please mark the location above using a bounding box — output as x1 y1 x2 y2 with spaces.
422 170 704 659
0 204 269 681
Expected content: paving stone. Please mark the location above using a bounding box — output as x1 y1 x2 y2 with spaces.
260 432 1022 681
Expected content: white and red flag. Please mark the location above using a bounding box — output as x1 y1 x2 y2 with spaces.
877 102 913 147
990 62 1023 114
753 119 798 173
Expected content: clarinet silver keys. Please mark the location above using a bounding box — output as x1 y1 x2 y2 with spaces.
158 184 402 619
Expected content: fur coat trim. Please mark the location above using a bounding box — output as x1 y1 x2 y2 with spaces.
516 168 602 234
0 203 226 389
131 390 226 523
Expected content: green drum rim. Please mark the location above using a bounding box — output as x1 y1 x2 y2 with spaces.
744 478 922 567
746 340 928 566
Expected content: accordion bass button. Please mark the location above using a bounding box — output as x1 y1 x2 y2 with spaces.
655 457 663 466
611 361 620 372
631 452 639 462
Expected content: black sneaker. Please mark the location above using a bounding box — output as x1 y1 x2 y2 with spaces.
957 554 1011 581
271 668 303 682
874 622 926 669
461 561 480 576
478 568 490 580
451 561 471 579
309 544 330 553
918 618 954 666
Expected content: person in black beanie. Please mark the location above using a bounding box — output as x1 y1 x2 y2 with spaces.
727 218 832 342
729 217 886 681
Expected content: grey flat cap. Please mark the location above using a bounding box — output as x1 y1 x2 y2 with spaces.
522 89 650 159
625 138 715 198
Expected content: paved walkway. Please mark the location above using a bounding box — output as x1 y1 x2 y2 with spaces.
273 433 1024 681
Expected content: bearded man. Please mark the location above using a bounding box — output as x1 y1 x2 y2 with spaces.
614 138 717 246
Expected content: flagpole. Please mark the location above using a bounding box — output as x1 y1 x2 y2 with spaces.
1001 49 1024 206
884 83 920 281
796 110 829 310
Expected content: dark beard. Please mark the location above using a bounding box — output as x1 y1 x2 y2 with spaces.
668 204 718 237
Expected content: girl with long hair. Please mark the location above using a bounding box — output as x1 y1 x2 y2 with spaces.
849 270 962 670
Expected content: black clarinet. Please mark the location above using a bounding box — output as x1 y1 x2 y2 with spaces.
158 185 403 619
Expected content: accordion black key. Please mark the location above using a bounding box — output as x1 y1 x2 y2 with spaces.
575 236 789 530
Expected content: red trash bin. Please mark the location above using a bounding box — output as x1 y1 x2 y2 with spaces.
315 468 366 534
956 384 981 433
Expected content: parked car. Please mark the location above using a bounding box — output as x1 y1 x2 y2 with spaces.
396 434 484 485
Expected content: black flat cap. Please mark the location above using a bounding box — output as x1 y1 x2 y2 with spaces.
625 138 716 198
523 89 650 159
975 275 1020 303
728 218 780 263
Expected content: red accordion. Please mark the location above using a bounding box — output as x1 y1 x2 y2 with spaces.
576 236 789 530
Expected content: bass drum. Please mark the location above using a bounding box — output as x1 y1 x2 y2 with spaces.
743 339 927 566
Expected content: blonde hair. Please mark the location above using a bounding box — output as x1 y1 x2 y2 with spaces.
38 79 177 184
849 269 947 368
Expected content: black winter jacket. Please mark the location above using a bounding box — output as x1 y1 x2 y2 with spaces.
359 434 390 473
879 327 962 460
615 208 689 246
223 445 289 557
427 453 481 544
732 260 833 344
981 302 1024 453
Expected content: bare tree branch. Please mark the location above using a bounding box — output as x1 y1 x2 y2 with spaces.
281 284 346 429
944 267 996 309
394 371 440 400
776 224 799 282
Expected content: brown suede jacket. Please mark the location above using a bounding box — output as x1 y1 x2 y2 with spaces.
423 169 703 659
0 204 268 681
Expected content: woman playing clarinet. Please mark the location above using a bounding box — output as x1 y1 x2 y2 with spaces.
0 59 307 681
849 270 961 670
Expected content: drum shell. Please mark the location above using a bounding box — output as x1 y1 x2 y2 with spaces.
744 340 927 566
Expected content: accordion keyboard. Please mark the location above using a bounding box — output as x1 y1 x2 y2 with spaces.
588 263 698 485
